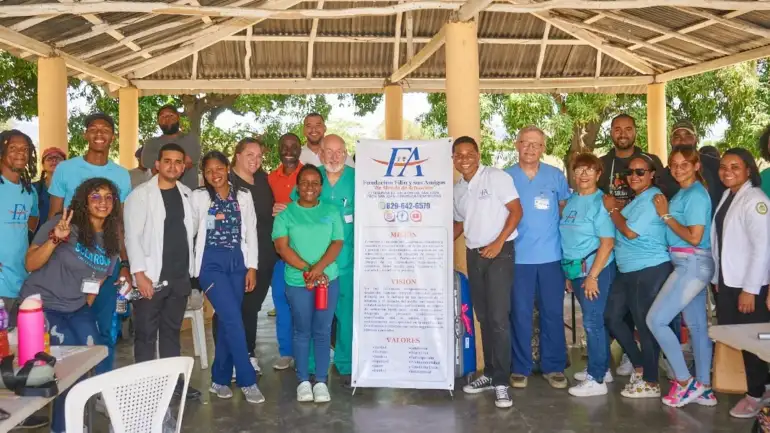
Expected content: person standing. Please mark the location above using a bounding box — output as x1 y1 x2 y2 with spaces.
192 151 264 403
48 113 132 376
227 137 276 373
141 105 201 191
454 136 522 408
646 147 715 408
128 146 152 189
505 126 571 390
32 147 65 237
273 164 344 403
712 149 770 419
560 154 616 397
299 113 354 167
124 143 201 400
603 155 672 399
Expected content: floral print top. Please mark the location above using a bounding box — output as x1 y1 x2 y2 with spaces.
205 188 242 249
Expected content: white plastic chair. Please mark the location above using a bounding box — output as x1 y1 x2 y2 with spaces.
153 309 208 369
65 356 194 433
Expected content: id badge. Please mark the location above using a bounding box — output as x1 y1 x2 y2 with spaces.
344 214 353 224
534 194 550 210
206 215 216 230
80 278 102 295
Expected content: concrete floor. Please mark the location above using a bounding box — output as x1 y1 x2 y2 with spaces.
42 294 757 433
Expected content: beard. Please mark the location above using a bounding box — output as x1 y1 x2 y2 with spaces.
613 137 635 150
325 161 345 173
160 122 180 135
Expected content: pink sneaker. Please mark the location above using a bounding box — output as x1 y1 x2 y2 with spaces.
730 395 764 419
662 379 705 408
695 388 717 407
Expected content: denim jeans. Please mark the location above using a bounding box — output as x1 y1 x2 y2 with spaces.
46 306 104 433
605 261 673 383
647 251 714 385
286 279 340 383
572 262 616 383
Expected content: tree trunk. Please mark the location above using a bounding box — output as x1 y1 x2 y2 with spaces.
564 120 602 189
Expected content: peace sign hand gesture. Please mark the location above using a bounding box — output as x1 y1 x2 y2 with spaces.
54 208 73 239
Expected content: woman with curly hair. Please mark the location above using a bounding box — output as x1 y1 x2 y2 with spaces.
0 129 39 314
20 177 122 433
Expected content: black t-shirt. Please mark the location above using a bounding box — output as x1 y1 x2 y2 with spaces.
159 186 189 281
231 170 277 265
599 147 672 202
714 191 736 285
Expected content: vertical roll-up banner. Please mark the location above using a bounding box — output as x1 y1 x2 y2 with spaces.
352 139 454 390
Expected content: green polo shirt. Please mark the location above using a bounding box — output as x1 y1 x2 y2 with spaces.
291 165 356 273
272 201 344 286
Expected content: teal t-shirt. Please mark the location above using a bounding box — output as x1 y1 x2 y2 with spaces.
666 181 712 250
49 156 132 207
559 190 615 274
272 201 344 286
290 166 355 273
0 177 39 297
615 187 670 273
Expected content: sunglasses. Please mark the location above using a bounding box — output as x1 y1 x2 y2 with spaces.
624 168 653 177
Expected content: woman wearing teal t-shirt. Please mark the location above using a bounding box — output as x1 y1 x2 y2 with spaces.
603 154 673 399
273 164 344 404
647 148 715 408
559 153 616 398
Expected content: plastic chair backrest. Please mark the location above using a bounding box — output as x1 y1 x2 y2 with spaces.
64 356 194 433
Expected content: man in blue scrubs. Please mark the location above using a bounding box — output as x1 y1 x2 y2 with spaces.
505 126 571 389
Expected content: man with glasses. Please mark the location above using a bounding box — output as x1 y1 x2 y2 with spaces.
454 136 522 408
299 113 354 168
505 126 571 390
141 105 201 190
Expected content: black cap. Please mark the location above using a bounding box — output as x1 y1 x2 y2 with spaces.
84 112 115 131
134 146 143 159
157 104 179 117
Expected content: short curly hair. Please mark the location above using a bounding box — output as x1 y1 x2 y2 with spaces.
68 177 123 257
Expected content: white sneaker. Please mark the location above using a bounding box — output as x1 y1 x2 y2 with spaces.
494 385 512 408
274 356 295 370
313 382 331 403
209 383 233 399
569 377 608 397
574 368 613 383
616 354 634 376
250 356 262 374
297 381 314 402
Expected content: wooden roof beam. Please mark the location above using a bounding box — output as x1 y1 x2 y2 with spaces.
657 44 770 82
10 15 58 32
393 4 403 72
390 25 446 83
675 7 770 40
535 23 550 79
306 0 325 79
224 34 588 45
244 26 252 79
532 11 657 75
0 25 128 87
405 11 415 60
457 0 495 22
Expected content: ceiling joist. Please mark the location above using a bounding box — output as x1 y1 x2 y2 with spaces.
390 25 446 83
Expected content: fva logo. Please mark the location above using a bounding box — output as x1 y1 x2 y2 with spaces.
373 147 428 177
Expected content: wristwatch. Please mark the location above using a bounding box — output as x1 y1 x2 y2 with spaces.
119 260 130 269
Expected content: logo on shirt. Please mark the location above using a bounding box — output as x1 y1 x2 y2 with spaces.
758 202 768 215
373 147 428 177
5 203 30 226
564 210 577 224
479 189 490 199
74 242 111 274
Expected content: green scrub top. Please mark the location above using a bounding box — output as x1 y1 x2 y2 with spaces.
272 201 344 287
291 165 355 273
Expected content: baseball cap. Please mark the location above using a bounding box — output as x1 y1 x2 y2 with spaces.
134 146 143 159
41 147 66 160
157 104 179 117
84 112 115 131
671 119 697 137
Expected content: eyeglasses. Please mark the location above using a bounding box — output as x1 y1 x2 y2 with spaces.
625 168 652 177
574 167 597 175
44 155 64 163
89 193 115 203
517 141 543 150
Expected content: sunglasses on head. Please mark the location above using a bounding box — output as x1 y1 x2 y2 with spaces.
624 168 652 177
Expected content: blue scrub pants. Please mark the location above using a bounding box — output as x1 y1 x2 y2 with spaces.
91 263 119 375
199 246 257 387
510 261 567 375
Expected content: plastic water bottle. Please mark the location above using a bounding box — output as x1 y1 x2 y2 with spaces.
0 300 10 358
129 280 169 301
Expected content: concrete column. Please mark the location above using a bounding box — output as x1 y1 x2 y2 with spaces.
647 83 668 163
445 19 483 369
384 84 404 140
118 87 140 169
37 57 68 157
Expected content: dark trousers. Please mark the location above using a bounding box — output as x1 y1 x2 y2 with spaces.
605 261 673 383
466 241 514 386
717 283 770 398
132 277 190 363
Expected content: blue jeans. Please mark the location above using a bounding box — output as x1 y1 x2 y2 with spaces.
199 247 256 387
46 306 104 433
605 261 673 383
271 260 293 357
573 263 616 382
647 251 714 385
90 263 119 375
285 279 339 383
511 261 567 375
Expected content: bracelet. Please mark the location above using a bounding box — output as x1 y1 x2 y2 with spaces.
607 207 619 215
119 260 130 269
48 229 69 245
661 214 674 221
586 275 598 281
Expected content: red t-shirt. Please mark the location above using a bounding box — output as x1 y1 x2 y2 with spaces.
267 163 303 204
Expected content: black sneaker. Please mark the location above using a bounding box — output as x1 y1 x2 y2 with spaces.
462 375 493 394
494 385 513 408
174 381 202 401
339 375 352 389
11 415 48 429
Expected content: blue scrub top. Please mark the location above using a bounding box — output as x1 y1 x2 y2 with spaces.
49 156 132 207
0 177 38 297
615 187 670 273
666 181 712 250
505 163 571 264
559 190 615 273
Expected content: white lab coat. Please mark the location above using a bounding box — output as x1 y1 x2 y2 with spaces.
124 175 195 284
190 187 259 277
710 181 770 294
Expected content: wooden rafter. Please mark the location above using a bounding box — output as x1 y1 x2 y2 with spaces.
675 7 770 40
457 0 495 22
10 15 57 32
595 50 601 78
306 0 325 79
405 11 415 61
535 23 550 79
390 25 446 83
191 52 198 80
78 18 200 60
224 34 587 45
244 26 253 80
393 2 403 73
657 44 770 82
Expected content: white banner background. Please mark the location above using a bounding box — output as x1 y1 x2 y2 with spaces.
351 139 454 390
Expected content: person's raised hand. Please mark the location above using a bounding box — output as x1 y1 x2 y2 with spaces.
54 208 73 239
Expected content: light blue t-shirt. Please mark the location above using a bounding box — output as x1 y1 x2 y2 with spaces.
559 190 615 274
666 181 712 250
505 163 571 264
615 187 670 273
49 156 132 207
0 177 39 297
